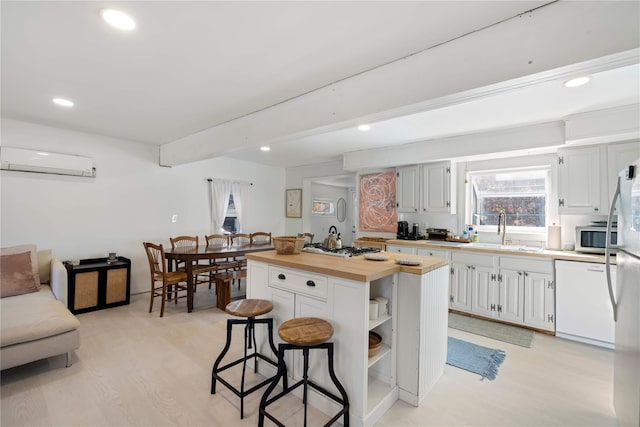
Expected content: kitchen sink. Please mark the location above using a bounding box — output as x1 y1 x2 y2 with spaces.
426 240 466 246
466 242 544 253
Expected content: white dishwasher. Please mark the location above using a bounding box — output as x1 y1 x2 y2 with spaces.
555 260 616 348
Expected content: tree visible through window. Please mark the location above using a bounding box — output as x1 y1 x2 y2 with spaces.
222 193 237 233
470 169 548 231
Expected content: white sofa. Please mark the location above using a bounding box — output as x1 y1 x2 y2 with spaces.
1 248 80 370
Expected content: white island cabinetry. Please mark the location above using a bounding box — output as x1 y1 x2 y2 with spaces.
246 251 449 427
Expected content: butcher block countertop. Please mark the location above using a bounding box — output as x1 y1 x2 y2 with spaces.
385 239 615 264
246 250 448 282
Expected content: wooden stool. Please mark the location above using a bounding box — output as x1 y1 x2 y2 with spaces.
214 270 247 310
211 299 283 419
258 317 349 427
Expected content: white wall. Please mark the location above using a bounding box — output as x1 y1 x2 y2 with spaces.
284 160 348 236
1 119 285 294
309 183 352 246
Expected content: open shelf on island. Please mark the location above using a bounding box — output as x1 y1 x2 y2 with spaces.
368 343 391 368
369 313 391 330
366 374 397 421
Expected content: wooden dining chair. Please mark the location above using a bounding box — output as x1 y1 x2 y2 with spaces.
170 235 217 289
143 242 189 317
250 232 272 245
205 234 230 247
231 233 251 246
230 233 251 288
169 235 198 271
205 233 240 281
301 232 314 245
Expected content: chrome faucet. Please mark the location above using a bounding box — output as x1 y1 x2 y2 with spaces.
497 210 507 245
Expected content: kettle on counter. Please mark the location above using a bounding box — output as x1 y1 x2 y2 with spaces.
324 225 338 249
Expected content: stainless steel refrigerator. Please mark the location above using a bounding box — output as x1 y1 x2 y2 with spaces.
606 157 640 427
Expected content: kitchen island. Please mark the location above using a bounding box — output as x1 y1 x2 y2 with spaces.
245 250 449 427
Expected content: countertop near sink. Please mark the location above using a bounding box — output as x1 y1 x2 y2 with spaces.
385 239 615 264
246 249 448 282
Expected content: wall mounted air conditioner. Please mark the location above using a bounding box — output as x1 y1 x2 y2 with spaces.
0 147 96 177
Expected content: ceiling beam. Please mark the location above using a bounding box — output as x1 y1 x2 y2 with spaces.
160 1 640 167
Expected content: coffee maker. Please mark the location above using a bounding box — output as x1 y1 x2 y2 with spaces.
397 221 409 239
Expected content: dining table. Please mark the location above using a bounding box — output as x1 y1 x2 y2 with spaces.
164 243 273 312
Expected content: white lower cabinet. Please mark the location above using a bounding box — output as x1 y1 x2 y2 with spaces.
555 260 616 348
501 256 554 331
416 247 450 260
451 252 496 313
386 244 416 255
449 253 555 331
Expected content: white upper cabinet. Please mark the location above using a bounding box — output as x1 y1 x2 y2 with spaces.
420 161 455 213
558 142 640 215
396 161 455 214
396 165 420 213
557 145 603 214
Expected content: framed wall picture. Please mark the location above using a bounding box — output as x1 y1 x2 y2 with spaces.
286 188 302 218
358 171 397 232
311 198 335 215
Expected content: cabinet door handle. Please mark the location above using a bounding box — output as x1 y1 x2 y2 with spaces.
278 273 286 280
306 280 316 287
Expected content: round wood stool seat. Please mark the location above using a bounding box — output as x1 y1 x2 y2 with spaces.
212 299 280 419
260 316 348 426
278 317 333 346
225 299 273 317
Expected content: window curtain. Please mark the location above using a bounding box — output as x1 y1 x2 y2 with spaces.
231 181 249 232
208 179 232 234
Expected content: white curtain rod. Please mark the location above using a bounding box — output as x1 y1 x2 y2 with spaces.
206 178 253 186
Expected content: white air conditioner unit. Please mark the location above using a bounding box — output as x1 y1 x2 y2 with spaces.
0 147 96 177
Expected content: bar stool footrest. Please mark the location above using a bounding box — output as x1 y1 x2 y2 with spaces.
215 352 277 375
259 341 349 427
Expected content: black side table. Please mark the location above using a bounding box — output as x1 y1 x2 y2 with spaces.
64 257 131 314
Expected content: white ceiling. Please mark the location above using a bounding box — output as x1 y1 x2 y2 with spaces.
2 1 639 169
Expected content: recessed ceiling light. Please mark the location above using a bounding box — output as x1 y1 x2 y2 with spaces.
100 9 136 31
357 124 371 131
52 98 74 107
564 76 591 88
260 146 271 152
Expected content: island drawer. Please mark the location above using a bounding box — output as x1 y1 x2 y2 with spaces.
268 266 328 300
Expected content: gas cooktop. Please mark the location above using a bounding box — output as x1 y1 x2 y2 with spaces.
302 243 381 258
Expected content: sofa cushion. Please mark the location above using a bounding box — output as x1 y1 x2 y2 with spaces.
0 251 39 298
37 249 52 285
0 244 41 287
0 285 80 348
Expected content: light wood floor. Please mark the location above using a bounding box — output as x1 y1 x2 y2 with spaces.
1 286 617 427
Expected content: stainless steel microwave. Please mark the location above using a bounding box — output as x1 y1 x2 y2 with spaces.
575 226 617 254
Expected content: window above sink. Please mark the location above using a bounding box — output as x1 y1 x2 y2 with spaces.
466 167 550 236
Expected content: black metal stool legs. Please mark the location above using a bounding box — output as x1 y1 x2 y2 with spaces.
259 342 349 427
211 317 280 419
258 345 288 427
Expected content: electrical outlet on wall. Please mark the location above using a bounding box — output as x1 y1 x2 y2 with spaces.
171 214 178 223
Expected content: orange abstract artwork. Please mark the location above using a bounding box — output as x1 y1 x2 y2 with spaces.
358 171 397 232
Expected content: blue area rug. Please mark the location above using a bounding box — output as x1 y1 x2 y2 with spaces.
447 337 506 381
